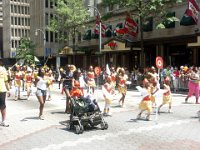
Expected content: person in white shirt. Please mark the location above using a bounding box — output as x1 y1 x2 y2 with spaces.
35 67 48 120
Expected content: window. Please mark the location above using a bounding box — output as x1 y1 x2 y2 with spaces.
143 17 153 32
50 1 53 8
83 29 91 40
180 13 195 26
163 12 175 28
50 31 53 42
45 13 48 25
78 32 81 41
46 31 49 42
55 32 58 42
45 0 48 8
105 25 112 37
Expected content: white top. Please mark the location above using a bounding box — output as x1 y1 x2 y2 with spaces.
36 76 47 90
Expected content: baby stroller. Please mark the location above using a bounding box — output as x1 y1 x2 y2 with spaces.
68 95 108 134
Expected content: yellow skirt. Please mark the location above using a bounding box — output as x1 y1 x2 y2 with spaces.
87 80 96 87
118 86 127 94
26 82 32 88
139 100 152 113
151 95 156 103
104 97 112 104
163 95 172 104
14 80 21 87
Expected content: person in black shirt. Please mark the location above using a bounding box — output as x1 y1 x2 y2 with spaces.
61 65 75 113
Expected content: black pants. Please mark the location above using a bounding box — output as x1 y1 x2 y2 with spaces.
0 92 6 109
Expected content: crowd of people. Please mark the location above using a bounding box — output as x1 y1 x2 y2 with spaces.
0 60 200 127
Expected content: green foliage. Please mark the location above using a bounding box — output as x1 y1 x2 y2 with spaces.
102 0 182 28
15 38 36 65
48 0 89 41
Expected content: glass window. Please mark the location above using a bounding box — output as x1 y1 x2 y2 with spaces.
46 31 49 42
45 13 48 25
45 0 48 8
50 31 53 42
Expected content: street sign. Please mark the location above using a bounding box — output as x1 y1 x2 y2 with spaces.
94 66 101 76
156 56 163 69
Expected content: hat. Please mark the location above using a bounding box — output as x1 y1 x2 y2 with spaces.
69 65 76 72
27 67 32 72
60 68 64 72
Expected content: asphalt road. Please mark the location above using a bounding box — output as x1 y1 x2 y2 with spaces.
0 83 200 150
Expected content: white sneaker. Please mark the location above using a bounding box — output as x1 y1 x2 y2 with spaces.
1 121 9 127
39 115 45 120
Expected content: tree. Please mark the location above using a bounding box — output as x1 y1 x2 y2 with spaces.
49 0 89 54
15 38 36 65
101 0 183 67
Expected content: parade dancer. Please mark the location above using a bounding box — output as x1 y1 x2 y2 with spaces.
24 67 34 100
102 76 114 116
14 65 22 101
118 68 128 107
46 69 54 101
110 67 117 90
158 77 172 113
136 80 152 121
87 66 96 94
148 67 160 108
185 67 200 104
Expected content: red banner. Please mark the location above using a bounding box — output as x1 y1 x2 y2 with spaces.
186 0 200 23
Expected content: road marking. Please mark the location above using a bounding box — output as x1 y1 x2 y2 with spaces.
31 119 195 150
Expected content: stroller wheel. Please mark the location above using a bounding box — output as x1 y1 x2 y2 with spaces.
104 122 108 129
75 125 80 134
80 125 84 133
100 122 108 130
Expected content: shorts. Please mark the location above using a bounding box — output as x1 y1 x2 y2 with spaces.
36 88 47 97
0 92 6 109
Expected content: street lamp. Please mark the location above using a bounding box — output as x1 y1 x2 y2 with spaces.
35 29 46 64
88 5 101 53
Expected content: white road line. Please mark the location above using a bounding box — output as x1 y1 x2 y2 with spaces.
31 119 195 150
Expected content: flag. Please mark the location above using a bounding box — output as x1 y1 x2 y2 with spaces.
123 16 138 38
94 16 106 37
34 56 40 62
186 0 200 23
114 23 125 36
180 10 196 26
106 64 111 76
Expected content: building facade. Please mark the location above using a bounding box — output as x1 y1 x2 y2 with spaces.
77 1 200 70
2 0 30 60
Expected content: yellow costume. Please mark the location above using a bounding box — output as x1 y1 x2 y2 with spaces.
162 84 172 104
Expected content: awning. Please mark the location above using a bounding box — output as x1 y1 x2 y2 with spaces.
188 36 200 47
102 39 130 52
59 46 73 55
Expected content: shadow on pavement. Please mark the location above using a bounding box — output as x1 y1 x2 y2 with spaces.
20 116 39 121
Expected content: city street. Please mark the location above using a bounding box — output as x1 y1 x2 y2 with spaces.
0 83 200 150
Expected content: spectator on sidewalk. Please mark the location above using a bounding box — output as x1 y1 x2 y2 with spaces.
0 59 11 127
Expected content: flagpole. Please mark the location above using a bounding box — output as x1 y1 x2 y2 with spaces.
99 20 102 53
88 5 102 54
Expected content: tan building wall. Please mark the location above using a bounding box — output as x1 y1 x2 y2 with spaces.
3 0 30 58
30 0 64 60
